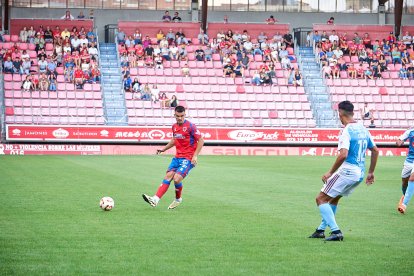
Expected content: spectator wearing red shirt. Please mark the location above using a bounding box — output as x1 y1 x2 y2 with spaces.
327 17 335 24
387 32 396 44
74 66 84 88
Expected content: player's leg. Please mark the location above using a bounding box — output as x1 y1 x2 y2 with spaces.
168 158 194 209
398 163 413 214
401 172 414 214
311 196 342 237
142 158 179 207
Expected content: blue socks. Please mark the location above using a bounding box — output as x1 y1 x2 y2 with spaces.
317 204 337 231
318 203 339 232
403 181 414 206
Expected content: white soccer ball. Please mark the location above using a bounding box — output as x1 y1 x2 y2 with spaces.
100 196 114 211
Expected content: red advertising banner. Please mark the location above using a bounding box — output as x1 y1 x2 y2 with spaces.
0 144 408 157
5 124 404 145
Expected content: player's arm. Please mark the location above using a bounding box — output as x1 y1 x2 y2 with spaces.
322 148 348 183
157 138 175 154
396 130 409 147
366 146 379 185
191 137 204 165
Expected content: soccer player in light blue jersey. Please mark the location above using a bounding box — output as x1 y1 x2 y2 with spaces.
309 101 379 241
396 128 414 214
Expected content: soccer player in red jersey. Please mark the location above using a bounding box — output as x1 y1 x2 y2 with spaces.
142 106 204 209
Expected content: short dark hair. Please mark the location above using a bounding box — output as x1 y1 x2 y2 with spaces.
175 105 185 113
338 100 354 113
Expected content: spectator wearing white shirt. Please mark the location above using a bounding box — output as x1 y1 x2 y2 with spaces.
198 30 209 45
329 30 339 44
243 40 253 54
402 31 412 47
88 43 98 60
71 35 81 51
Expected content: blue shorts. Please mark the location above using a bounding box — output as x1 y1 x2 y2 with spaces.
167 157 194 178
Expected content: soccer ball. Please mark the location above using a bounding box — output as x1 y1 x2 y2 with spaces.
100 196 114 211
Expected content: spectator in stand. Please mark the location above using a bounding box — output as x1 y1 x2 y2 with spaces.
181 63 190 77
198 30 209 45
38 56 48 74
313 31 321 44
49 74 57 91
266 15 277 24
64 65 74 83
260 71 272 86
362 33 372 49
407 61 414 79
88 42 99 61
71 35 82 51
151 84 160 103
145 54 154 68
306 31 313 47
251 70 261 85
159 92 170 107
141 84 152 101
333 46 343 58
364 66 373 80
31 73 39 90
360 102 375 127
204 45 212 61
44 26 53 43
329 30 339 44
77 11 85 19
233 61 244 78
195 46 205 61
321 31 329 42
178 44 188 61
347 63 357 79
19 27 28 43
154 54 163 69
89 9 94 19
337 55 347 71
162 11 172 22
143 35 152 49
172 12 182 23
223 61 234 77
133 29 142 45
387 31 396 44
46 57 58 78
131 77 141 97
27 26 36 43
12 57 22 75
74 66 84 89
117 28 126 45
281 55 291 70
287 68 295 85
165 29 175 45
34 33 45 53
399 64 408 79
170 95 178 107
402 31 412 47
293 68 303 87
327 16 335 24
61 10 74 20
401 49 410 66
240 52 250 69
22 75 32 92
123 74 132 92
352 32 361 44
39 73 49 91
90 64 100 83
322 63 332 79
283 31 293 48
21 57 31 75
331 60 340 79
156 29 165 44
391 46 402 64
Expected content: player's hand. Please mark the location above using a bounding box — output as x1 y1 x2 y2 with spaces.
322 172 332 184
191 156 198 166
366 173 375 185
156 149 164 155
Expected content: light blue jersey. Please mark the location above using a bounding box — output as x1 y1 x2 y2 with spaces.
338 122 376 171
400 128 414 164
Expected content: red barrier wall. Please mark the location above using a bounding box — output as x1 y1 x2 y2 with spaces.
118 21 202 39
10 19 94 36
207 23 290 39
401 25 414 35
313 24 393 41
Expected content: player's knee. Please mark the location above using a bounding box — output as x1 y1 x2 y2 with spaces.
173 174 183 184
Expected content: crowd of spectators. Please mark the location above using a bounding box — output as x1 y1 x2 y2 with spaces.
314 29 414 80
117 26 297 88
2 25 101 91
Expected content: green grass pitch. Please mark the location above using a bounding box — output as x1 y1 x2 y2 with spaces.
1 155 413 275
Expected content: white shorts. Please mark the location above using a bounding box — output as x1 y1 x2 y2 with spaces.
401 161 414 178
321 165 363 198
